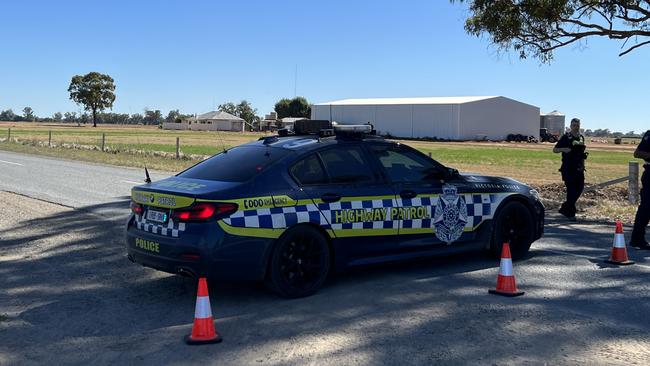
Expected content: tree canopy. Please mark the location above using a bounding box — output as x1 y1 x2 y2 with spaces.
454 0 650 62
217 102 238 116
68 72 116 127
218 100 260 129
143 109 163 125
274 97 311 119
165 109 181 123
0 109 16 121
22 107 35 122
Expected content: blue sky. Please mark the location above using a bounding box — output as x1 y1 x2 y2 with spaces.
1 0 648 133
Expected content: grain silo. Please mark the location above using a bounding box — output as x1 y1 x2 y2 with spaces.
540 110 565 135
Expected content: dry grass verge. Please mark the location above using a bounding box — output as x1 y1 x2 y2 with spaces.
533 183 639 224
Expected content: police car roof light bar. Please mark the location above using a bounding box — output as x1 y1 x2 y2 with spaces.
278 119 378 139
332 124 373 134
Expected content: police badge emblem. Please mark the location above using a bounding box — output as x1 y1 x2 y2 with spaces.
433 184 468 244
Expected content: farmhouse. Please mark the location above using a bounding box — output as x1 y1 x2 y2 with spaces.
162 111 245 132
311 96 540 140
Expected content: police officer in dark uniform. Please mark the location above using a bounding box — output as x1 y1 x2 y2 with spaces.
631 130 650 249
553 118 587 221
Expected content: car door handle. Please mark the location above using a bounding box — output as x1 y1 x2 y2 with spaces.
400 190 417 199
321 193 341 203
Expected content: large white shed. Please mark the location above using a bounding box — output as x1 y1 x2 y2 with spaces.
311 96 540 140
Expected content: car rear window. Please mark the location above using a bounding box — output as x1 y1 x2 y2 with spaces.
178 146 290 182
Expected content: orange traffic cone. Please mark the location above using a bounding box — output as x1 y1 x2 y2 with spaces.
605 220 635 265
185 277 222 345
489 242 524 297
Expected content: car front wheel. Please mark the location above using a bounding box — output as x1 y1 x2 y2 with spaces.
491 201 535 260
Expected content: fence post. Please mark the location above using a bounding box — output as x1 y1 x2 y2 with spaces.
629 161 639 204
48 130 52 147
176 137 180 158
7 128 10 142
428 152 432 158
101 133 105 152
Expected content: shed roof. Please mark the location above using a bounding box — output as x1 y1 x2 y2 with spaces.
542 110 565 116
195 111 244 121
315 96 498 106
280 117 307 123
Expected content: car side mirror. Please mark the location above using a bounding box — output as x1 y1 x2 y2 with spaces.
442 167 459 181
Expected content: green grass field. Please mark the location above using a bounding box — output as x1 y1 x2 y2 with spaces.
0 122 643 187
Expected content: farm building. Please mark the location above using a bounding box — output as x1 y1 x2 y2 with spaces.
258 113 308 131
162 111 245 132
311 96 540 140
540 110 566 135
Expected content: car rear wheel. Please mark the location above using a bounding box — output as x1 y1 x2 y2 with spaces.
265 226 330 298
491 201 535 260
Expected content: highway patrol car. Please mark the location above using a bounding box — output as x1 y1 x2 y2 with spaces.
126 121 544 297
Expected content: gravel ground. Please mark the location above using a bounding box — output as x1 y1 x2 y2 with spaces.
1 191 650 365
534 183 638 224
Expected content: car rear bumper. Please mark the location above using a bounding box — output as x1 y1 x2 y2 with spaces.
125 215 275 282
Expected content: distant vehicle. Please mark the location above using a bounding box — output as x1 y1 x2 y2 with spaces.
539 128 558 143
126 120 545 297
506 133 538 143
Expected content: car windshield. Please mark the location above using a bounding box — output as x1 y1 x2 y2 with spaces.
177 145 291 182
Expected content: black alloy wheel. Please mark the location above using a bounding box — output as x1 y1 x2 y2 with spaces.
491 201 535 260
266 226 330 298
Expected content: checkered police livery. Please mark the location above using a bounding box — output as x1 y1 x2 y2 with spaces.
223 203 335 230
464 193 499 229
223 198 403 231
320 198 400 230
221 192 510 238
390 193 501 231
134 214 186 238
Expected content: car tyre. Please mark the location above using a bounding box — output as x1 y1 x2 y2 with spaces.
491 201 535 260
265 226 331 298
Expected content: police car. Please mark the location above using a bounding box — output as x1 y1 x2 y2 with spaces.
126 120 544 297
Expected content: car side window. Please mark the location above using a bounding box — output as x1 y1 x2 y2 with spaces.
318 146 375 184
369 145 440 183
290 154 327 185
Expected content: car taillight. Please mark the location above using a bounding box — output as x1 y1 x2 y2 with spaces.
130 201 143 215
171 202 238 222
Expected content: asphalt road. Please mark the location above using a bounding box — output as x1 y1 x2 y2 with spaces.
1 151 650 365
0 150 170 219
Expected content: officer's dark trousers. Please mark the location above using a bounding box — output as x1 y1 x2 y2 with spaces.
631 167 650 243
560 170 584 217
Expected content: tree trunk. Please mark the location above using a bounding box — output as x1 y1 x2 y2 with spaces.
92 109 97 128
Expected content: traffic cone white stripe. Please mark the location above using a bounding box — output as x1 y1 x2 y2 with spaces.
499 258 513 276
194 296 212 319
613 233 626 248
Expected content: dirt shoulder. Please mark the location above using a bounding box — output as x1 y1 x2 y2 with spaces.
533 183 639 224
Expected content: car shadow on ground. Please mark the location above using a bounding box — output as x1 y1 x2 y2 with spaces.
1 200 649 365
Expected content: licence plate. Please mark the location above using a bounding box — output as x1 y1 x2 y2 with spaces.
146 209 168 224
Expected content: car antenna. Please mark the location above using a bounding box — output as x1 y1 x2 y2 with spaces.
214 128 228 154
144 165 151 183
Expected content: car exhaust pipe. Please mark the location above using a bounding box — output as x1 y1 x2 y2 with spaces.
176 267 198 279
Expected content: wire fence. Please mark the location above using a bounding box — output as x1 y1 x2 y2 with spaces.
1 127 214 160
3 127 643 203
